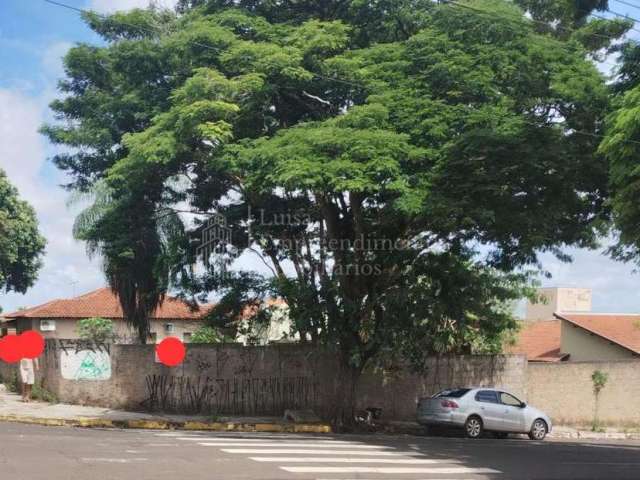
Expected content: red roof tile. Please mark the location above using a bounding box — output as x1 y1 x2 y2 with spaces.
556 313 640 355
1 288 211 321
508 320 569 362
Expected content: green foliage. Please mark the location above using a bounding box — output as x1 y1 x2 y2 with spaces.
0 169 46 295
3 372 19 393
592 369 609 394
32 382 59 404
591 369 608 431
45 1 618 401
76 317 117 343
599 85 640 267
190 325 228 343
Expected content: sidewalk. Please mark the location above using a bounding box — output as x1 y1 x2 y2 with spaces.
2 384 638 440
382 420 640 440
0 384 331 433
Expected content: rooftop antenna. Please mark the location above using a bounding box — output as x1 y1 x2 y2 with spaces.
69 280 79 297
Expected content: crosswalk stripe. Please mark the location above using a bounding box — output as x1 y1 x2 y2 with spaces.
280 466 501 474
250 457 460 464
176 437 360 444
221 449 410 455
198 442 390 448
155 432 324 439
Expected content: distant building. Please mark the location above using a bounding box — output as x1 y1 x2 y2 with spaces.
524 287 592 321
510 287 640 362
0 288 210 343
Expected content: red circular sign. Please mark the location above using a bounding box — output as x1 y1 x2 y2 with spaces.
19 331 45 359
156 337 186 367
0 335 22 363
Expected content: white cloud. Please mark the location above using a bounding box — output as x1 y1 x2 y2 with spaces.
0 45 104 313
87 0 179 13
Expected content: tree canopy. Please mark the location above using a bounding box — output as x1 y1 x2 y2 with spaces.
0 169 46 296
45 0 624 388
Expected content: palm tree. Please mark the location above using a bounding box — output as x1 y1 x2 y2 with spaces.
70 180 188 343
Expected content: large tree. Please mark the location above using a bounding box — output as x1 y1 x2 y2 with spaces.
45 0 624 420
0 169 46 297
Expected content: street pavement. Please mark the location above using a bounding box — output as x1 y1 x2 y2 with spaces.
1 422 639 479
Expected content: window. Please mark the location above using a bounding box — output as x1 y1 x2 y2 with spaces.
475 390 499 404
183 332 192 343
164 323 175 334
434 388 471 399
500 392 523 407
40 319 56 332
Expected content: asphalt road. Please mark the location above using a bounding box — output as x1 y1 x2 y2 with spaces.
1 422 639 480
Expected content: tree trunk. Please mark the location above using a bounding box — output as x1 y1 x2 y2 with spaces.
326 354 365 431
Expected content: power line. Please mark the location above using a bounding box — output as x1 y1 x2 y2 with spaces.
597 10 640 36
446 0 634 44
41 0 640 147
612 0 640 14
43 0 363 88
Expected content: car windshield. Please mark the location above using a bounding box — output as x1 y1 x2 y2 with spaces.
433 388 471 398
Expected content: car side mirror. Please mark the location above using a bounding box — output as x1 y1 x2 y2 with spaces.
520 402 527 408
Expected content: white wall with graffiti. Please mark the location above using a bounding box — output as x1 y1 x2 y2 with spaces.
60 348 111 381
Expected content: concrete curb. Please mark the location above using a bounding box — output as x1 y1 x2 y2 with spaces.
0 414 332 433
549 430 640 440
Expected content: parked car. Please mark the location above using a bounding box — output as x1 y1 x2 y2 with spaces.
417 387 552 440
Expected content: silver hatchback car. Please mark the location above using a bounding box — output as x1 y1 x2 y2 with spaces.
417 387 552 440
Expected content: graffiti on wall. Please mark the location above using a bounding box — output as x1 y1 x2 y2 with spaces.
50 340 112 381
142 374 316 415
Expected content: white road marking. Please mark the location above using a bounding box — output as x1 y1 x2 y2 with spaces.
250 457 460 464
155 432 324 439
281 466 501 474
178 437 356 443
80 458 148 463
221 449 409 455
197 442 390 448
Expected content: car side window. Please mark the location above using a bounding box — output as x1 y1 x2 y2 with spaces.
475 390 499 403
500 392 522 407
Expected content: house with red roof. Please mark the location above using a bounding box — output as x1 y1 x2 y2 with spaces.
509 288 640 362
0 287 211 343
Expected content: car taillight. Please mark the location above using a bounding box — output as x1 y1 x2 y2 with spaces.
441 399 459 409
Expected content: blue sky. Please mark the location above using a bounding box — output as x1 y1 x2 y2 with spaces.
0 0 639 314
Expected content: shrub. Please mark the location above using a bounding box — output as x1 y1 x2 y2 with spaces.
591 369 609 431
32 382 58 403
76 317 116 343
190 326 229 344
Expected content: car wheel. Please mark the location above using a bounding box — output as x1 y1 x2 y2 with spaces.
465 415 483 439
529 419 548 441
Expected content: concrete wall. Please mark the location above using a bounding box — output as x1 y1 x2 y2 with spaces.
0 340 526 420
560 321 636 362
5 341 638 426
357 355 528 419
527 361 640 426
